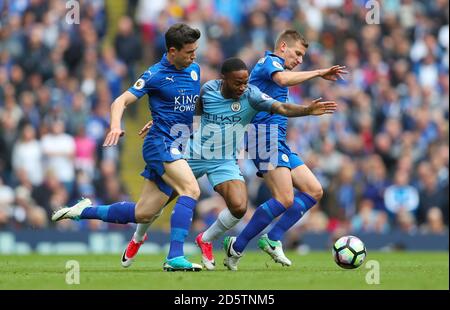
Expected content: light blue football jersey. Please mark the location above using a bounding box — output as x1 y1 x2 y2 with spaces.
190 79 276 159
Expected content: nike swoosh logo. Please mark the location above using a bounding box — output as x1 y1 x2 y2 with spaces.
269 244 276 251
57 209 71 220
121 250 128 262
227 241 233 258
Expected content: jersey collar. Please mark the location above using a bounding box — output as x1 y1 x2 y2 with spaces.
264 51 286 68
160 53 175 68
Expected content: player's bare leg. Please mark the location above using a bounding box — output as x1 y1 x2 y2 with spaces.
134 180 171 223
123 190 179 268
291 164 323 203
133 191 178 241
263 167 295 207
260 165 322 266
196 180 247 270
225 168 293 271
256 167 294 266
121 180 171 267
161 159 202 271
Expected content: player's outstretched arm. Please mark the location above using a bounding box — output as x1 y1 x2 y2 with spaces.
103 91 138 147
271 97 337 117
272 65 348 87
318 65 348 81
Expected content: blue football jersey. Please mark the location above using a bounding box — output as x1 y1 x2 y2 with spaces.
128 54 200 144
250 51 289 140
190 80 276 159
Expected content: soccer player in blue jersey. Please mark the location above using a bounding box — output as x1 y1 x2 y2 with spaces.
123 58 337 270
223 30 347 270
51 23 204 271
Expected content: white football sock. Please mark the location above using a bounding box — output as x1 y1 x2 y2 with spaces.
133 209 163 242
202 208 241 243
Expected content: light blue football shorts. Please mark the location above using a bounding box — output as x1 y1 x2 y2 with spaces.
188 158 245 189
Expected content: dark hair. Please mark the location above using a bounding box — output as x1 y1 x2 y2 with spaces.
275 29 309 48
165 23 201 51
221 57 248 75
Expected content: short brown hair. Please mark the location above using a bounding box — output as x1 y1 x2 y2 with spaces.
275 30 309 49
165 23 201 51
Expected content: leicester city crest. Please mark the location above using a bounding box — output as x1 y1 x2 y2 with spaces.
190 70 198 81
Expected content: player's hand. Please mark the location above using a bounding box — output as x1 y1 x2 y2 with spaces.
319 65 348 81
138 120 153 139
103 128 125 147
307 97 337 116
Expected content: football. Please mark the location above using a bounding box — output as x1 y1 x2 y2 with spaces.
332 236 367 269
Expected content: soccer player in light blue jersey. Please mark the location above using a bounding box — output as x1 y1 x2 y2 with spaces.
124 58 337 271
223 30 347 270
51 23 204 271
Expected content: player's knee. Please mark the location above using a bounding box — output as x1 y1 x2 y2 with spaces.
134 207 158 223
229 200 247 218
309 185 323 202
178 184 200 200
274 194 294 208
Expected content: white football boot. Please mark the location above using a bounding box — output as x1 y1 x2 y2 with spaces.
51 198 92 221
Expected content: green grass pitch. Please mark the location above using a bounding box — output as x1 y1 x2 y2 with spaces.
0 251 447 290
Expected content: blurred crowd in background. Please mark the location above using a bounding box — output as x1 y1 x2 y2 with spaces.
0 0 448 241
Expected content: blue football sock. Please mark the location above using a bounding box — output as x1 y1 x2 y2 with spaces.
80 201 136 224
268 192 317 241
233 198 286 253
167 196 197 260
